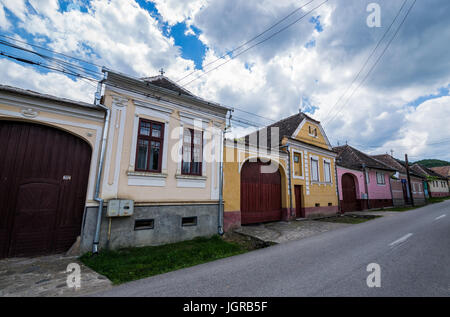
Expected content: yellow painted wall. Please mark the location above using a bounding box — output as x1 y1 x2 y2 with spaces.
295 121 330 150
223 145 289 212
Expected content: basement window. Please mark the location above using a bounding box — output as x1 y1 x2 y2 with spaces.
328 203 333 206
134 219 154 230
315 203 320 207
182 216 197 227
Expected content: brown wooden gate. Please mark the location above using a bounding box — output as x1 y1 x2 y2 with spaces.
241 160 282 224
341 173 359 212
0 121 92 258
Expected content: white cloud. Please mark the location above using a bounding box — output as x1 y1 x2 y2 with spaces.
0 3 11 30
0 0 449 162
151 0 208 26
0 58 96 103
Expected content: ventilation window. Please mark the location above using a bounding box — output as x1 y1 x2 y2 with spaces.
315 203 320 207
182 216 197 227
328 203 332 206
134 219 154 230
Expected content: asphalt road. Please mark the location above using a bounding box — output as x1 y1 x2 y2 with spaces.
92 200 450 297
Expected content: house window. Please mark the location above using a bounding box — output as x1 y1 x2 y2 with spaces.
135 119 164 172
308 126 318 137
311 158 319 181
182 128 203 176
294 152 302 177
376 172 385 184
324 161 331 183
365 170 370 184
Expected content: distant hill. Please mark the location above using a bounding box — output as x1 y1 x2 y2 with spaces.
413 159 450 168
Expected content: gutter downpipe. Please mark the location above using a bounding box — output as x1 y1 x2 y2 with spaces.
217 110 232 235
281 143 294 219
362 164 370 210
92 71 110 254
334 159 342 214
217 128 225 235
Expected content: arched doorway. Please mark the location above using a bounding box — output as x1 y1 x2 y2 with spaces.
341 173 359 212
0 121 92 258
240 159 282 224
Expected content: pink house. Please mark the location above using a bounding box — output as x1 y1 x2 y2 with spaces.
334 145 395 212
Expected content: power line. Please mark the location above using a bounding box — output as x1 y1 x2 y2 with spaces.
322 0 409 127
179 0 329 88
0 33 104 69
0 39 103 79
323 0 417 127
175 0 317 83
0 50 99 82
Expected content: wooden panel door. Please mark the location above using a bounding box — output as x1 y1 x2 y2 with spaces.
241 160 282 224
295 185 304 218
0 121 92 258
341 173 359 212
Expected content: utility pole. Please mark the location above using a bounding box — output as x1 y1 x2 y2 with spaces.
405 154 415 206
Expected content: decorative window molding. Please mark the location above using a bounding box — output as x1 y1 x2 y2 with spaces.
323 158 332 183
292 149 304 179
310 155 319 182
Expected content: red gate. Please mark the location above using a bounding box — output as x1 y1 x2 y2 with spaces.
241 160 282 224
0 121 92 258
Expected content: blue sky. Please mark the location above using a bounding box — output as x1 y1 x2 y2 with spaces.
0 0 449 161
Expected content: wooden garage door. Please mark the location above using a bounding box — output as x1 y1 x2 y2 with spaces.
241 160 282 224
0 121 92 258
341 173 359 212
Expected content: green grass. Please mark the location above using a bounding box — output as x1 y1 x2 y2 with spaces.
80 235 247 284
372 196 450 212
427 196 450 204
315 215 381 224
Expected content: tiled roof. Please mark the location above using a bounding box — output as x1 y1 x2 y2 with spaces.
371 154 408 174
411 164 447 179
0 84 103 111
141 75 194 97
334 145 395 171
430 166 450 178
244 112 322 149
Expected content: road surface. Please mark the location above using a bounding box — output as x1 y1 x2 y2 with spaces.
92 200 450 296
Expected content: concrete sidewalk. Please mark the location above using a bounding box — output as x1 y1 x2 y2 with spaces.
0 254 112 297
234 220 352 244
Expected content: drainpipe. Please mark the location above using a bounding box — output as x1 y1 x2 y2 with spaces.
281 144 294 219
92 71 110 254
334 158 342 214
217 128 225 235
362 164 370 210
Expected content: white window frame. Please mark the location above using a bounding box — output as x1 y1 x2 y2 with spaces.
310 155 320 182
292 149 304 179
376 171 385 185
323 158 332 183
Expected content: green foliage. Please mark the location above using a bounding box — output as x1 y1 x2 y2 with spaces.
79 235 246 284
413 159 450 168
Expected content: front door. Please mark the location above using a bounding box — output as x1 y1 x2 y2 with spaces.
294 185 304 218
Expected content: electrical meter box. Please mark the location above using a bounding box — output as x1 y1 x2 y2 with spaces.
106 199 134 217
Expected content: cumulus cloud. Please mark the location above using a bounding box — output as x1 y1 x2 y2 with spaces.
0 3 11 30
0 0 449 161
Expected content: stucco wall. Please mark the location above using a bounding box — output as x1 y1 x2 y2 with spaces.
100 89 225 204
337 167 366 200
367 170 392 199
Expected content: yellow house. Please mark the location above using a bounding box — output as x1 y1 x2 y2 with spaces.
223 112 339 231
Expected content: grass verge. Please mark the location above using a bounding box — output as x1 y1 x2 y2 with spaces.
80 235 248 285
315 214 381 224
